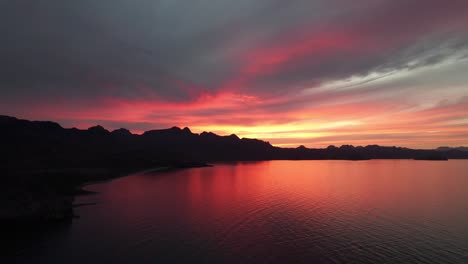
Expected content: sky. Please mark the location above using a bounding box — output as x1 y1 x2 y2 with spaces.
1 0 468 148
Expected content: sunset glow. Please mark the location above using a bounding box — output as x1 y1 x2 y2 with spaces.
1 0 468 148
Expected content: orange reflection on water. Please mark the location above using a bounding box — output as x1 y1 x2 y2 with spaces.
73 160 468 263
178 160 468 232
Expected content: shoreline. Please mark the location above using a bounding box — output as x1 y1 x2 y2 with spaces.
73 166 173 196
1 162 212 232
1 158 457 233
78 164 212 191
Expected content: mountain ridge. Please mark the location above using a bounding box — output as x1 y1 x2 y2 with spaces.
2 115 465 151
1 115 467 226
2 115 468 167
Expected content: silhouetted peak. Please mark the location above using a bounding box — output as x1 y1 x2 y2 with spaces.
111 128 132 136
0 115 63 130
437 146 451 151
88 125 110 135
339 145 355 150
240 137 272 147
4 115 468 164
436 146 468 152
142 126 194 137
227 134 240 140
33 121 63 130
0 115 17 124
200 131 217 139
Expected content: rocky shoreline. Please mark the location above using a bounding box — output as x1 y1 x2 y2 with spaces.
1 162 211 230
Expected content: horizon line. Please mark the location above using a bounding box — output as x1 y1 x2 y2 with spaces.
2 114 466 151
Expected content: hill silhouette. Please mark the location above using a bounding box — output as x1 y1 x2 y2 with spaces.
1 115 467 227
436 146 468 152
2 115 467 170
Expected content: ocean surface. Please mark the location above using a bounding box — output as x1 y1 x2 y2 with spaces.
13 160 468 263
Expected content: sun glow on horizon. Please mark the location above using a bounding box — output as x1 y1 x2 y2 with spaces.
2 1 468 149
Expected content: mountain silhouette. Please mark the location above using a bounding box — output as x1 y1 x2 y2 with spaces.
1 115 468 227
436 146 468 152
2 115 468 172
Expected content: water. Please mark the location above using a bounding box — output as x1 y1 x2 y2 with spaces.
13 160 468 263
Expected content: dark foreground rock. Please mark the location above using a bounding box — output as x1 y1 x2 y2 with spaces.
0 163 211 234
0 171 82 228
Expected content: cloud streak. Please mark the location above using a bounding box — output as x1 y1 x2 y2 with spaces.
1 0 467 148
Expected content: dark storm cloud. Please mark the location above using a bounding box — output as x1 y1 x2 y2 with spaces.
1 0 322 101
0 2 454 94
222 0 468 95
1 0 468 149
2 0 468 102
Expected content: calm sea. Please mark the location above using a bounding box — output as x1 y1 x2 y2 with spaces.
13 160 468 263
